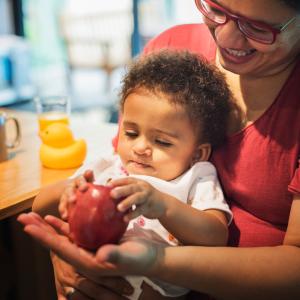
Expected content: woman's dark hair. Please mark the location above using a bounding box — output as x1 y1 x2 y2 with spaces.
119 50 232 148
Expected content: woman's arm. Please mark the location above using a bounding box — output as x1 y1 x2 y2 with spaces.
154 195 300 300
97 194 300 299
146 194 300 299
19 195 300 300
155 242 300 299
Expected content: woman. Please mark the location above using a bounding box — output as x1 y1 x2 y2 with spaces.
19 0 300 299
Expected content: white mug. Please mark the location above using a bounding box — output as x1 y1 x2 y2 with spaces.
0 112 21 162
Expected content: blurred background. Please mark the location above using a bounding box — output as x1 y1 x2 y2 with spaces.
0 0 201 123
0 2 203 299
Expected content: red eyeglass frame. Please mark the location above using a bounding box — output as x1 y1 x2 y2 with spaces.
194 0 294 44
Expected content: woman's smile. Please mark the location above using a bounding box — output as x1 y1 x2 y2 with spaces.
219 46 257 64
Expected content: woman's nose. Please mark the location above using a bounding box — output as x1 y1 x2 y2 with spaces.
215 20 247 47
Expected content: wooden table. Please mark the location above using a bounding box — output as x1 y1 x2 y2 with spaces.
0 108 118 220
0 108 118 299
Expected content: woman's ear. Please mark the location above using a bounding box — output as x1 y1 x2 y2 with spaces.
192 143 212 164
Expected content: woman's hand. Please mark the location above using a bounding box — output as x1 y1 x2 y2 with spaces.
17 212 162 296
17 212 135 299
52 253 131 300
109 177 167 221
51 251 76 300
59 170 95 220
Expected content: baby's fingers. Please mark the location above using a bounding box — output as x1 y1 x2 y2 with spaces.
122 206 144 222
59 195 70 220
110 183 142 200
74 170 94 191
83 169 95 182
74 176 88 191
117 193 147 221
59 186 76 220
117 193 145 211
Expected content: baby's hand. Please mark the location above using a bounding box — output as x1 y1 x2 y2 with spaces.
108 177 166 222
59 170 94 220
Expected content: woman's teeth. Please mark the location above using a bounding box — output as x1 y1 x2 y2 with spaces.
226 48 255 57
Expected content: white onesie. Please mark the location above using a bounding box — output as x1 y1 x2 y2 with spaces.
73 154 232 299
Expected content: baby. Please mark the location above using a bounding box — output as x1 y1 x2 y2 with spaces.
60 50 233 300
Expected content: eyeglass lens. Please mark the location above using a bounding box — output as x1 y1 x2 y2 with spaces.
199 0 275 44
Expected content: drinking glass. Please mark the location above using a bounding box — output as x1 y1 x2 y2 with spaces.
34 95 70 132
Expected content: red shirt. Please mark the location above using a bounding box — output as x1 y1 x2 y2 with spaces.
143 24 300 247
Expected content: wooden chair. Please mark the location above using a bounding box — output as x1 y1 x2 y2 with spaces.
60 10 132 94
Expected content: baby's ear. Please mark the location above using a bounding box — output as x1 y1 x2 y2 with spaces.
192 143 212 164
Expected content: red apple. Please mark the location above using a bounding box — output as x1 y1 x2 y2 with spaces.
68 183 128 251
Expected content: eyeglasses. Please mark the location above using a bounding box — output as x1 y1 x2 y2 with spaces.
195 0 297 45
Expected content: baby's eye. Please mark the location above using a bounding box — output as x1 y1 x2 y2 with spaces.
125 130 138 138
155 139 173 147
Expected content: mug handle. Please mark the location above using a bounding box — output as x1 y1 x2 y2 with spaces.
6 117 21 148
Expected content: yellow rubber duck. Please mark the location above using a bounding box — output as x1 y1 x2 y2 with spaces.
39 123 87 169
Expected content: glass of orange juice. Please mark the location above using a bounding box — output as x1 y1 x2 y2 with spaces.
34 95 70 132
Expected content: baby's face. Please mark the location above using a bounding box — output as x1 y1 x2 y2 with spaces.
117 89 200 181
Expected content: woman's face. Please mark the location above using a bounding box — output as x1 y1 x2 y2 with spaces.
204 0 300 77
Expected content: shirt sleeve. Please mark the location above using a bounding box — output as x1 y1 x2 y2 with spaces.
188 163 233 224
143 24 216 61
288 159 300 195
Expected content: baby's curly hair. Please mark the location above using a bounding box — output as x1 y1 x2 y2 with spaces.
120 50 231 148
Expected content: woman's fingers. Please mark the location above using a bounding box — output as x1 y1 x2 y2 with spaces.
44 215 70 236
52 251 132 300
18 213 116 276
18 212 55 233
56 282 69 300
67 290 91 300
18 212 161 287
51 252 80 298
18 214 89 263
57 293 68 300
26 223 94 271
95 239 159 274
18 213 71 238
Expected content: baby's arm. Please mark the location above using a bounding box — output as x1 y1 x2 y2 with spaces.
109 177 228 246
158 200 228 246
32 170 94 218
32 179 71 217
